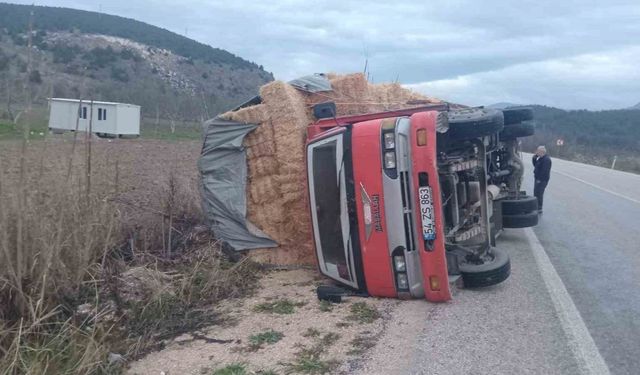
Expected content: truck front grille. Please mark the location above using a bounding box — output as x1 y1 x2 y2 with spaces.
400 171 416 252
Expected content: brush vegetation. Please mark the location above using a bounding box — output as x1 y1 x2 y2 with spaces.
253 299 306 315
0 131 259 373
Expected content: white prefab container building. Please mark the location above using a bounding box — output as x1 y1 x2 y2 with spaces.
48 98 141 137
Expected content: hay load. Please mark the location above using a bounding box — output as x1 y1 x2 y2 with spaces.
216 73 442 265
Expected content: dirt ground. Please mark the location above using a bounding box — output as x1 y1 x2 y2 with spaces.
0 136 409 374
126 269 398 375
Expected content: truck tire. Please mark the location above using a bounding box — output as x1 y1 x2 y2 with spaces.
459 249 510 288
447 108 504 141
502 107 534 125
500 122 535 140
503 211 539 228
501 195 538 215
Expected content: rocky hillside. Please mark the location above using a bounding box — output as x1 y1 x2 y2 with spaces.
0 3 273 122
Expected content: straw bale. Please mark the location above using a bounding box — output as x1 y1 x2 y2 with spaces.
220 104 270 124
246 155 278 178
248 176 281 205
260 81 313 126
247 201 286 226
244 121 276 146
218 73 444 266
248 244 316 265
246 141 277 159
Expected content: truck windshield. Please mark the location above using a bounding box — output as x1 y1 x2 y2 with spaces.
308 134 356 287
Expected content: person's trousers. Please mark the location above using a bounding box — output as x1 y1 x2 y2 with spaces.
534 179 549 210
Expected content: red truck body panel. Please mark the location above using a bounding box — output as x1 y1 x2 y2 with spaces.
408 112 451 302
306 107 452 302
351 119 397 298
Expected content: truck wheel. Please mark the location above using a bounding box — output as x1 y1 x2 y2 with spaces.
503 211 539 228
459 249 510 288
501 195 538 215
500 122 535 140
502 107 534 125
447 108 504 141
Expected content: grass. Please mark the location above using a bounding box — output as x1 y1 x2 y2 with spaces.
347 302 380 324
212 363 247 375
1 109 203 142
318 300 334 312
302 328 321 338
0 109 49 140
283 330 340 374
347 334 377 356
254 299 306 315
0 135 259 373
140 118 202 140
250 330 284 346
283 355 338 375
242 329 284 351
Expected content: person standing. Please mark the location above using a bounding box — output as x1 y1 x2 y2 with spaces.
532 146 552 213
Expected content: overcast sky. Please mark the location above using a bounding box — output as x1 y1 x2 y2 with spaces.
9 0 640 109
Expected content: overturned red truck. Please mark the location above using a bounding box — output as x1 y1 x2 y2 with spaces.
306 103 538 302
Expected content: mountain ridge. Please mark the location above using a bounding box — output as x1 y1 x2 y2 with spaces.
0 2 263 69
0 2 273 122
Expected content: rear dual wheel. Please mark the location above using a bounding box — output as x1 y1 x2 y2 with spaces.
503 211 539 228
500 122 535 140
499 107 535 140
501 195 539 228
447 108 504 141
501 195 538 215
502 107 534 125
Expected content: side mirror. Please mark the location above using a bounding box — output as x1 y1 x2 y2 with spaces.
313 102 337 119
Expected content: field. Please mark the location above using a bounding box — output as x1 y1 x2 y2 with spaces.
0 131 395 374
0 134 260 374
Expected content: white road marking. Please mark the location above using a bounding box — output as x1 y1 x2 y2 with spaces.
524 228 611 375
553 169 640 205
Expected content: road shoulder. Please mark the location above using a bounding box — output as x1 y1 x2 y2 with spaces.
352 229 582 375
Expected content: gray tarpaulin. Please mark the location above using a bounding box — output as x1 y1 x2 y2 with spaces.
288 73 332 93
198 117 278 250
199 74 333 251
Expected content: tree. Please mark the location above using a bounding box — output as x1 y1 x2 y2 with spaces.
28 69 42 84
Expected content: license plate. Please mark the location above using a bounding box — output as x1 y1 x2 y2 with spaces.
419 186 436 240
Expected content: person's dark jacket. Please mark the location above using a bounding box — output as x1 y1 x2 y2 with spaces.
532 154 552 182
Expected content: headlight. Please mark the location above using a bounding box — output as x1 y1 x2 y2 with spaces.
396 273 409 290
383 132 395 149
393 255 406 272
384 151 396 169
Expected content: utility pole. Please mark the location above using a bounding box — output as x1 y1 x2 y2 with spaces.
86 100 94 198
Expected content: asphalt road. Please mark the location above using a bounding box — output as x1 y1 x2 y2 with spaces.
523 154 640 375
354 155 639 375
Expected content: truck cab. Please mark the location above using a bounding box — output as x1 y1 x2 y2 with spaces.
306 104 534 302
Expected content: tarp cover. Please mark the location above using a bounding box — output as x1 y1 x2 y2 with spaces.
198 117 278 250
288 73 332 93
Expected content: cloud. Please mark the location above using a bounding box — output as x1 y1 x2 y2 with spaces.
13 0 640 109
407 46 640 109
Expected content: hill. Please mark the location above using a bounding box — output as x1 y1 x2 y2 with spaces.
0 2 273 124
518 105 640 173
487 102 522 109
